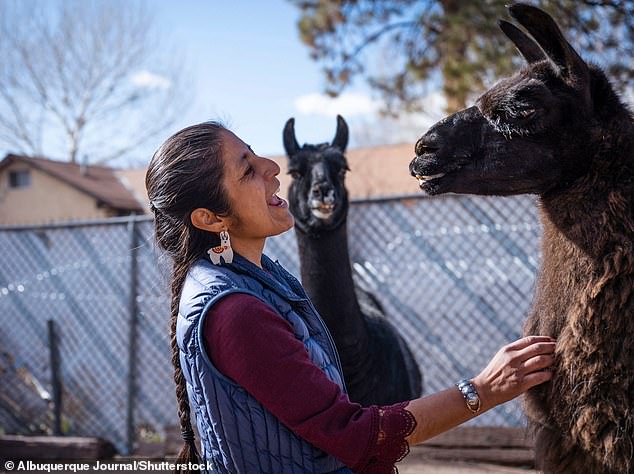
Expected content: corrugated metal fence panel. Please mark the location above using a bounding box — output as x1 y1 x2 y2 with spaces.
0 193 542 452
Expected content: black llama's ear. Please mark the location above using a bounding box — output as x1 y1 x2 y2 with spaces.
498 19 546 64
283 118 300 157
508 4 588 83
331 114 349 152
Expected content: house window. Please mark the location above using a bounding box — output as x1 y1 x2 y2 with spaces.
9 170 31 188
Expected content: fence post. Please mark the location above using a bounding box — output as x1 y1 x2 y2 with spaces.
125 217 140 455
47 319 62 435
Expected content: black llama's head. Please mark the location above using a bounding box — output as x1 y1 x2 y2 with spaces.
410 3 620 196
283 115 350 234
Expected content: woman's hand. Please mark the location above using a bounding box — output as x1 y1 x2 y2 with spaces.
472 335 556 411
404 335 556 446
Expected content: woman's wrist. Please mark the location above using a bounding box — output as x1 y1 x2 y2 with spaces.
470 375 494 412
455 379 482 414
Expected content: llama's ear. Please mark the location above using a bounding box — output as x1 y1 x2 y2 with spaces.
283 118 300 157
498 19 546 64
332 114 349 152
508 4 588 83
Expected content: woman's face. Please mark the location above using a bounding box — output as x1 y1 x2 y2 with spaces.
220 129 294 246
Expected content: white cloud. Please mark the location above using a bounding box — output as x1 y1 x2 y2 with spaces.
294 93 380 117
346 90 448 148
130 71 172 90
294 90 447 125
624 86 634 106
416 91 448 125
290 89 450 147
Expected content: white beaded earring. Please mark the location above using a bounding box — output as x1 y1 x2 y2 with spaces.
207 230 233 265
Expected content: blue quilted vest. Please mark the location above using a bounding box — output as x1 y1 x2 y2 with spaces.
176 253 350 473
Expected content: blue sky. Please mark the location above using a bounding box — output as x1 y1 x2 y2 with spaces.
0 0 447 166
4 1 633 166
146 0 448 164
150 0 385 158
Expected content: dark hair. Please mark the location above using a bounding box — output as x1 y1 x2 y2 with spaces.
145 122 230 473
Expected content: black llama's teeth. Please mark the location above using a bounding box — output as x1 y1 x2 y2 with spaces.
416 173 445 185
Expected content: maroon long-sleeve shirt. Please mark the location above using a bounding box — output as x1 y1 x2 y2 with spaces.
202 293 416 473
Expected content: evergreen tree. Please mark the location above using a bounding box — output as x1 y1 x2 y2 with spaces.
291 0 634 113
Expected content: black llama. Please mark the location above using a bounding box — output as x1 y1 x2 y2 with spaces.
284 115 422 405
410 4 634 474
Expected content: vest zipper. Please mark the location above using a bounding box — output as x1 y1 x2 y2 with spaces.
304 298 348 394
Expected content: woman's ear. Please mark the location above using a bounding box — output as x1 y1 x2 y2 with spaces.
190 208 228 233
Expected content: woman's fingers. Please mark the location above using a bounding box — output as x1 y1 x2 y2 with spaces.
474 336 558 407
523 368 554 389
507 335 556 351
515 341 556 361
521 354 555 374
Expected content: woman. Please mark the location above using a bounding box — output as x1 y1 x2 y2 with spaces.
145 121 555 474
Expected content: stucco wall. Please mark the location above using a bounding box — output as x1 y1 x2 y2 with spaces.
115 168 150 213
0 162 113 225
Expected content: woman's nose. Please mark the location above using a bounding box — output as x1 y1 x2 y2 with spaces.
259 156 281 178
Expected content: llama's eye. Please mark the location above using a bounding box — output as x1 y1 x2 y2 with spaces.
517 108 536 119
338 168 347 179
288 170 302 180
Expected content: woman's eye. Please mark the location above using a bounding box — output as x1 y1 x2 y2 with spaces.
244 166 255 177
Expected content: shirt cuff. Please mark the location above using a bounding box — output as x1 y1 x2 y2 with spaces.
356 401 417 474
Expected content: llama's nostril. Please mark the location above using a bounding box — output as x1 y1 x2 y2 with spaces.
415 132 444 156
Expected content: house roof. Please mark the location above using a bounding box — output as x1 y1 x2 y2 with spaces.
0 154 144 212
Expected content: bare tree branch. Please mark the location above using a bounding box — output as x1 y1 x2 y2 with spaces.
347 21 419 63
0 0 190 165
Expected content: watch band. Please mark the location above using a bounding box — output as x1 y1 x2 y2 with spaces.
456 378 482 413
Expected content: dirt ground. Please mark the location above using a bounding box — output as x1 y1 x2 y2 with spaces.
398 460 537 473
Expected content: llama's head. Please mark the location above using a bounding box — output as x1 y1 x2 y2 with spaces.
283 115 350 234
410 3 608 196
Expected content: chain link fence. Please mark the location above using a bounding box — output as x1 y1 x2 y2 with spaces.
0 193 541 454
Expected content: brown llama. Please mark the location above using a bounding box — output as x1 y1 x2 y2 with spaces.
409 4 634 474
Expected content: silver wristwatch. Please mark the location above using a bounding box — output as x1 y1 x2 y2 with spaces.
456 379 482 413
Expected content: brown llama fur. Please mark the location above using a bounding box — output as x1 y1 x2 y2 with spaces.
409 4 634 472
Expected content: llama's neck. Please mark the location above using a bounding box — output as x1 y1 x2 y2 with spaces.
530 128 634 336
294 223 370 348
541 185 629 260
540 113 634 259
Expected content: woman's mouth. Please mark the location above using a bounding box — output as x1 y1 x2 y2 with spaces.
267 191 288 208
